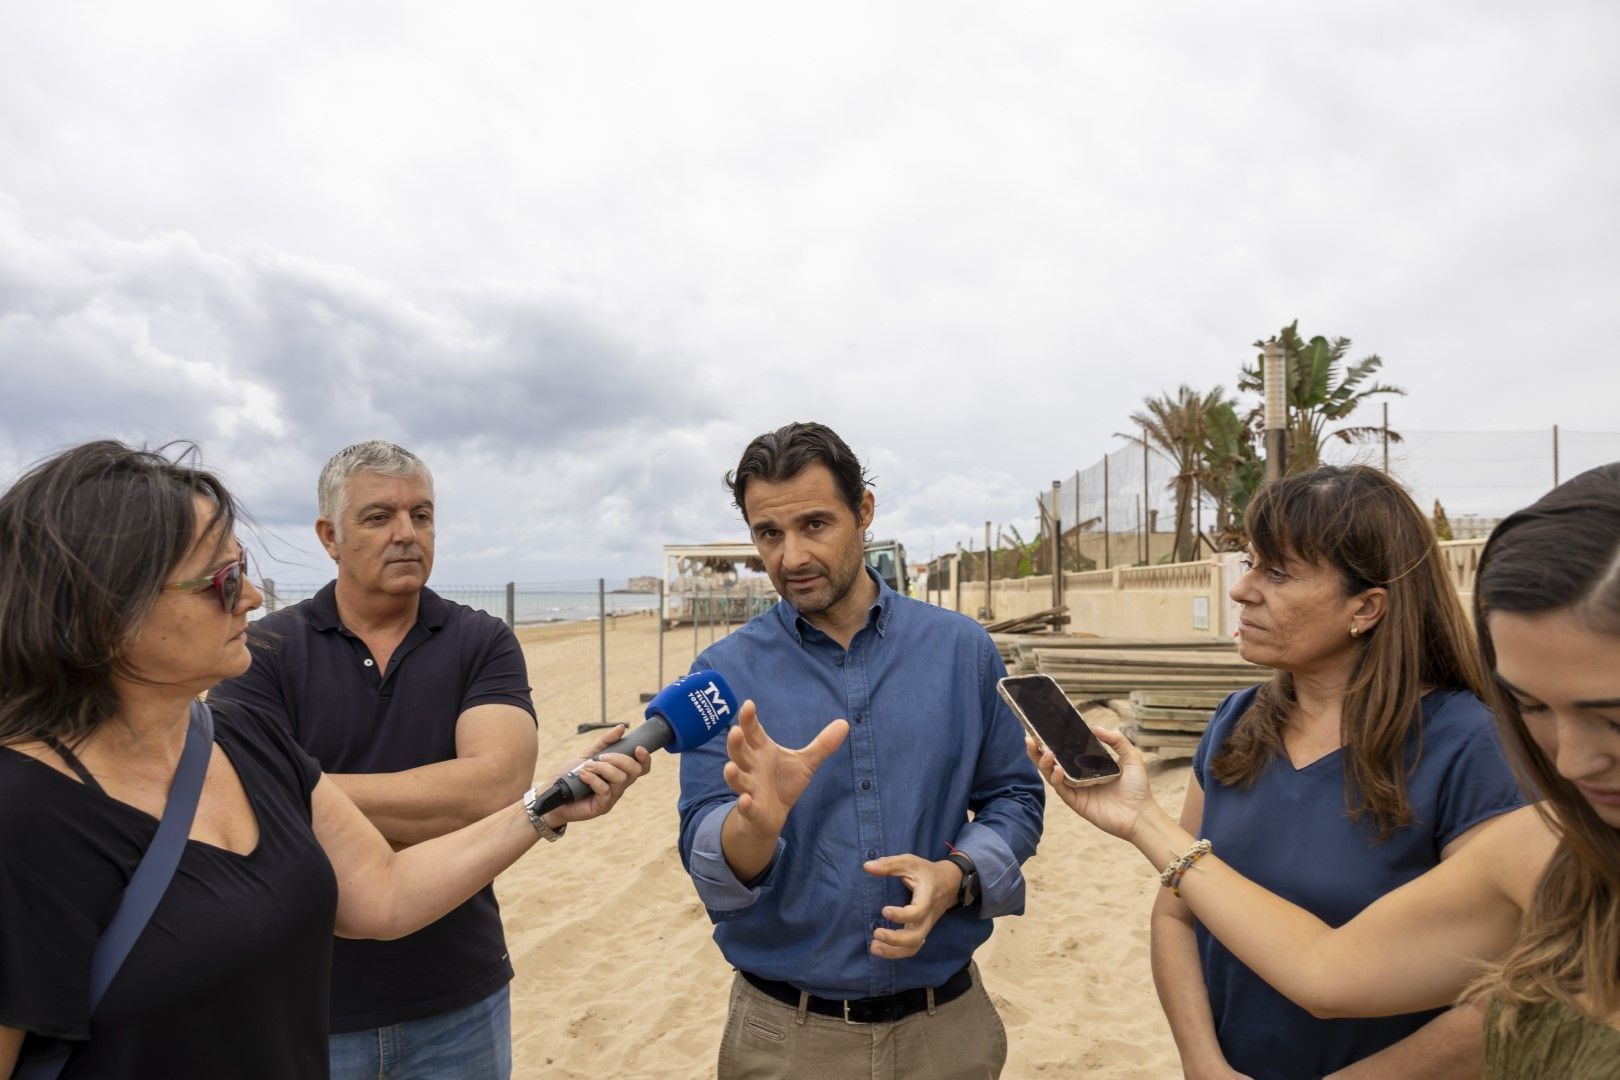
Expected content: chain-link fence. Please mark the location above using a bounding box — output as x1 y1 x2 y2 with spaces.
251 575 774 731
1322 427 1620 530
259 578 665 626
1033 427 1620 566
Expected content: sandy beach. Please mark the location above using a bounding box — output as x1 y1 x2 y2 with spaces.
499 615 1185 1079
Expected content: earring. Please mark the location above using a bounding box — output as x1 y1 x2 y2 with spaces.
1349 625 1361 639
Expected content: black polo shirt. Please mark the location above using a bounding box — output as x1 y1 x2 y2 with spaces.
210 582 537 1032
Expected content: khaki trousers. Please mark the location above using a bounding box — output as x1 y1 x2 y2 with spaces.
716 965 1008 1080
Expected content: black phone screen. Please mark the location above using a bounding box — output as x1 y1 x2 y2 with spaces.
999 674 1120 782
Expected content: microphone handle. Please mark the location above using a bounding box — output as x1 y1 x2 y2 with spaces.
533 716 677 814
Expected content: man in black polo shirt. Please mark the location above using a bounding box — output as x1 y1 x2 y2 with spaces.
212 440 547 1080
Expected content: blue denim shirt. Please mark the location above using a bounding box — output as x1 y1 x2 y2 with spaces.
677 569 1044 999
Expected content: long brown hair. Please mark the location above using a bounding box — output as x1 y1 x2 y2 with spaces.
1211 465 1487 840
1466 463 1620 1023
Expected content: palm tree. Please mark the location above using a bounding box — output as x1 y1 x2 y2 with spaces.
1122 385 1233 562
1241 321 1405 472
1198 397 1262 550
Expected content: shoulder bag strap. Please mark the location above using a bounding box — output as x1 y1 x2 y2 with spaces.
14 701 215 1080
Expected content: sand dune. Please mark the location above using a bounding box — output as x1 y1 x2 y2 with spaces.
501 616 1183 1079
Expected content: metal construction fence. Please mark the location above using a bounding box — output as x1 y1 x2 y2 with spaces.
1035 426 1620 568
254 576 767 730
260 578 663 627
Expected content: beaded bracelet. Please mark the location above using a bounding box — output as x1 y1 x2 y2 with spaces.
1159 838 1213 897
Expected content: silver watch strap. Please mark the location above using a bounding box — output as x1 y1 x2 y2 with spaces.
523 786 567 842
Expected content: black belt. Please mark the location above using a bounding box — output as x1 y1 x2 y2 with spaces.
739 965 974 1024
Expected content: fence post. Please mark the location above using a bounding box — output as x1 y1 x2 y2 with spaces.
1381 403 1390 473
263 578 278 613
1050 480 1063 617
657 578 666 688
981 522 991 620
1103 453 1111 570
1141 431 1150 565
598 578 607 728
504 582 516 629
1073 469 1081 571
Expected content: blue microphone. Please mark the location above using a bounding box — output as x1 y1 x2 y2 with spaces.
531 670 738 814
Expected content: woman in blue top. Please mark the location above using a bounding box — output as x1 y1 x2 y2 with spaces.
1150 465 1523 1080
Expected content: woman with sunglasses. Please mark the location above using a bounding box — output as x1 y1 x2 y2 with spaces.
0 441 649 1078
1035 464 1620 1077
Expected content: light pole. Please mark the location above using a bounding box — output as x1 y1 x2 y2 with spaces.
1263 337 1287 482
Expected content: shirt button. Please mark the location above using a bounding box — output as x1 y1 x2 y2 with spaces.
363 658 374 667
835 657 845 667
854 713 864 724
861 780 872 791
866 849 877 860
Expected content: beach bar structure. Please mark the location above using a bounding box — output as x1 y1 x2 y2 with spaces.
660 542 779 626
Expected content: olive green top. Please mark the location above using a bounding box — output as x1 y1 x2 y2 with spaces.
1484 996 1620 1079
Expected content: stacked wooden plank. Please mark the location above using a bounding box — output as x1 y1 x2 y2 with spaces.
989 634 1264 759
1032 646 1259 701
1117 690 1239 756
981 606 1068 635
991 634 1235 675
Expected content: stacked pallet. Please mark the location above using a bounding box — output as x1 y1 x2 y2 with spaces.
1118 689 1239 756
989 634 1263 759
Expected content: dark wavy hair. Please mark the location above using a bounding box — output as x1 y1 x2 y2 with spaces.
0 440 240 747
724 421 873 522
1466 463 1620 1024
1211 464 1486 840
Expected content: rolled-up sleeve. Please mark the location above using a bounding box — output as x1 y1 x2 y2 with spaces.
954 637 1045 919
683 803 785 917
676 656 785 920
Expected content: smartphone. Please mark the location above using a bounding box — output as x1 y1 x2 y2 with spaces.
997 673 1122 787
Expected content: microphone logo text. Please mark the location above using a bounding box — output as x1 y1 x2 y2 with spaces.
703 681 731 720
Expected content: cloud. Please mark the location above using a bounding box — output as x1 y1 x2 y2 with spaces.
3 1 1619 580
0 195 729 579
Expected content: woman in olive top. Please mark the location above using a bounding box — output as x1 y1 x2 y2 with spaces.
1036 463 1620 1078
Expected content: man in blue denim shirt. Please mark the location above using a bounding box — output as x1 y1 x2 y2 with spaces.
677 422 1044 1079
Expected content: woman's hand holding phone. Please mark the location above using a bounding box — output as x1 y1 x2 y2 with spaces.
1026 726 1161 843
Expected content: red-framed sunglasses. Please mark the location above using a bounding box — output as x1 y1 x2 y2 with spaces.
166 554 250 613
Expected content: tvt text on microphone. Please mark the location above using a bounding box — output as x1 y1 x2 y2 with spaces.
531 669 738 815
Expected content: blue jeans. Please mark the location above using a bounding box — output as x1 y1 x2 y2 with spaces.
328 984 512 1080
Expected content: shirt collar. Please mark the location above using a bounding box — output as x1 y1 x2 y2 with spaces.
778 565 896 645
307 580 448 633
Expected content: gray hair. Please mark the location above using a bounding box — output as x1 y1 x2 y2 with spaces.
317 440 433 529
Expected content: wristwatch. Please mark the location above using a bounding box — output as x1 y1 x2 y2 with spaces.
944 851 980 910
522 786 567 842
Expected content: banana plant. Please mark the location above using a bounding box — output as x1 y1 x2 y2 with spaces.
1240 320 1405 472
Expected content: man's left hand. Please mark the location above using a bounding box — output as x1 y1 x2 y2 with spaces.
863 854 963 959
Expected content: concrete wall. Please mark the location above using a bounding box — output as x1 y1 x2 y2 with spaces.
929 561 1231 640
921 539 1487 641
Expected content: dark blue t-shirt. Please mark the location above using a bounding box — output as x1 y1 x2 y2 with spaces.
210 583 536 1033
1191 687 1524 1080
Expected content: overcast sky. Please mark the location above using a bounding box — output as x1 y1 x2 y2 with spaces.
3 1 1617 583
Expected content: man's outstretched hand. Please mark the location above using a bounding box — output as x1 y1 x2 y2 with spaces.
720 700 848 881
